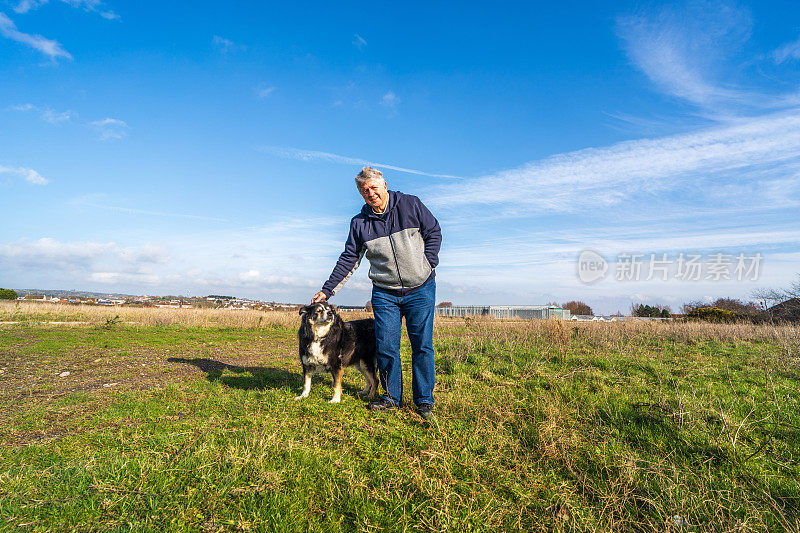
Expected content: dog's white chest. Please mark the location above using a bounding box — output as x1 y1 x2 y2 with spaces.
304 340 328 366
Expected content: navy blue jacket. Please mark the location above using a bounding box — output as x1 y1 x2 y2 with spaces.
321 190 441 298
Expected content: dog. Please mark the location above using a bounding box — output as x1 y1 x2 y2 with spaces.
295 301 378 403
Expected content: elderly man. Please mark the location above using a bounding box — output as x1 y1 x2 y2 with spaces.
312 167 441 419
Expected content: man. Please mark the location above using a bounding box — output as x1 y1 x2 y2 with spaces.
312 167 441 420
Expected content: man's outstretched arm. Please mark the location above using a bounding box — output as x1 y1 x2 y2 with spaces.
316 221 365 300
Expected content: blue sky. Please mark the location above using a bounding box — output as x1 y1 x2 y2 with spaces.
2 0 799 313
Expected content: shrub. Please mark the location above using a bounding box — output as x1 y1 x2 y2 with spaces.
632 304 670 318
0 288 18 300
686 306 739 322
563 300 593 316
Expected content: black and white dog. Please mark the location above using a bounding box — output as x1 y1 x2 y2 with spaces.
295 302 378 403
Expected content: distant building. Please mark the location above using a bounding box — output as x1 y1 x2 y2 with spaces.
435 305 570 320
24 294 46 300
570 315 622 322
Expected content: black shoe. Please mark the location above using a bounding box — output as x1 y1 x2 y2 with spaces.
368 398 400 411
417 403 434 420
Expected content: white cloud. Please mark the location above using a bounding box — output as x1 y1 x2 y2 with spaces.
256 85 275 98
0 220 347 298
0 12 72 60
0 164 48 185
90 117 128 140
426 110 800 211
258 145 464 180
352 34 367 49
13 0 48 13
8 103 76 123
75 201 230 222
772 37 800 64
238 270 261 283
61 0 101 9
616 5 744 107
0 238 165 271
212 35 244 53
612 1 797 115
14 0 118 19
380 91 399 110
41 107 75 123
89 272 159 284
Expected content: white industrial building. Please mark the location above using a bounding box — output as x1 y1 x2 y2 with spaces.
435 305 570 320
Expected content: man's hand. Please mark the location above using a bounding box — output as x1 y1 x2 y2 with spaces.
311 291 327 303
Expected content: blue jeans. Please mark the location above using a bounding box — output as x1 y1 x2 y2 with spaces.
371 279 436 407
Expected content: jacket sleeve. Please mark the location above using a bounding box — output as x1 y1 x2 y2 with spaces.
416 198 441 268
320 218 365 298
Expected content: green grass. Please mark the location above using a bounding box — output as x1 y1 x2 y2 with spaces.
0 320 798 531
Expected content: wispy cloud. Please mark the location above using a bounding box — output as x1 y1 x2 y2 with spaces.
41 107 75 123
255 84 275 98
8 103 34 111
212 35 244 53
8 103 75 123
14 0 119 19
13 0 48 13
76 201 230 223
90 117 128 140
352 34 367 50
427 110 800 211
380 91 399 112
0 164 48 185
772 37 800 64
612 0 800 119
616 2 753 110
258 145 465 180
0 12 72 60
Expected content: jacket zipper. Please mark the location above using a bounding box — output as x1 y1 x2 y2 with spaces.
383 215 405 290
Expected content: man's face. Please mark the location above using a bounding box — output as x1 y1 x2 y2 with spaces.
358 178 388 209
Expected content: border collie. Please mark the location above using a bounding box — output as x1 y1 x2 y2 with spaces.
295 302 378 403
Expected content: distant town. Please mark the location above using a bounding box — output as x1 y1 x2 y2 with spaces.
4 288 663 322
5 288 366 311
5 288 796 323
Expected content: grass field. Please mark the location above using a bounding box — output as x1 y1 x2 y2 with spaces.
1 301 799 531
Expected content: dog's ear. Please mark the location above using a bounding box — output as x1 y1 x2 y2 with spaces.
329 304 338 313
299 305 312 316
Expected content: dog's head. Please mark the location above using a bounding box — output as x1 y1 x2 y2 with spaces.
299 301 338 326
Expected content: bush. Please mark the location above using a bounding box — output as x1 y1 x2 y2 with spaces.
0 288 18 300
684 298 760 317
563 300 593 316
632 304 670 318
686 306 739 322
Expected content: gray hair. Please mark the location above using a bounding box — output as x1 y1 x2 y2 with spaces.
355 166 384 188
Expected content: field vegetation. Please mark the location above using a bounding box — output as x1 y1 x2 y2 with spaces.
1 301 799 531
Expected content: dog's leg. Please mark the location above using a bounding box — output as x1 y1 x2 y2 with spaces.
295 370 312 400
367 369 378 399
356 361 377 399
329 367 344 403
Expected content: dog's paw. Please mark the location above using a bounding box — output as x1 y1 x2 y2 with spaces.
328 398 341 403
294 395 307 400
